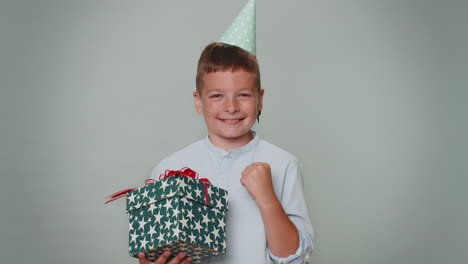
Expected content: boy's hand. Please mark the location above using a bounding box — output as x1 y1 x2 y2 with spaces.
241 163 300 257
241 162 278 207
138 251 192 264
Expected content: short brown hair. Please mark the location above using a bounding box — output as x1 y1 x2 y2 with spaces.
196 42 261 94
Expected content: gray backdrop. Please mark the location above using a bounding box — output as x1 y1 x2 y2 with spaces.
1 0 467 263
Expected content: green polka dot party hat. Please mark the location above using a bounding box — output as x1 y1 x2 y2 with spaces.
219 0 256 55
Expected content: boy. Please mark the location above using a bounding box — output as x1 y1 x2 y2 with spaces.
138 42 314 264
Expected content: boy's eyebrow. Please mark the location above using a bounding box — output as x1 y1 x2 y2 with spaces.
206 88 255 93
238 88 255 92
204 89 223 95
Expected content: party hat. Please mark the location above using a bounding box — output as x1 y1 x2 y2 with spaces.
219 0 256 55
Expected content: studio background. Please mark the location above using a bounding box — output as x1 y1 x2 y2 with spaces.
1 0 466 263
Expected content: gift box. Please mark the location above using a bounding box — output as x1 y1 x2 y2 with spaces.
126 174 229 263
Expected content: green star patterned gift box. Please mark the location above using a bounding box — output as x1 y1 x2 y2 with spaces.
126 173 229 263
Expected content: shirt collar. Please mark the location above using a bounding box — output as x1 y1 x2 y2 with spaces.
203 131 260 158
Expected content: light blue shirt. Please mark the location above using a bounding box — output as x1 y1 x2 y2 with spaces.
151 132 314 263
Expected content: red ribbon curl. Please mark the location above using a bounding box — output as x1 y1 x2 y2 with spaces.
104 188 138 204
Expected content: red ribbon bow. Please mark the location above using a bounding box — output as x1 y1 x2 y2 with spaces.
159 167 211 205
105 167 211 204
159 167 211 184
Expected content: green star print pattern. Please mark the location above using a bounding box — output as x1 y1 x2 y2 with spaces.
126 175 228 263
219 0 256 55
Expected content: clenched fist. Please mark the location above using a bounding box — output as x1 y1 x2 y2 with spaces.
240 162 278 208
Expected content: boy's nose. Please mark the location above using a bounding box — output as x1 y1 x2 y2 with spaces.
224 98 240 113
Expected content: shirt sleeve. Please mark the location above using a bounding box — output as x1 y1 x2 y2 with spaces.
150 156 179 180
150 163 164 180
268 231 312 264
268 159 314 263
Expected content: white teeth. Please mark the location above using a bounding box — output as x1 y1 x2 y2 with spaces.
224 119 239 123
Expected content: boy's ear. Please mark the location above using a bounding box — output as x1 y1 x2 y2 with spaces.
258 88 265 112
193 91 203 115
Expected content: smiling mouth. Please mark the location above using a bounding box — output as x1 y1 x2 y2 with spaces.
219 118 244 124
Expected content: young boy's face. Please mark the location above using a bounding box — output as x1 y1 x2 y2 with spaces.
193 70 264 149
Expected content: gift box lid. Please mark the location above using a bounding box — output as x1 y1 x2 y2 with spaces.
126 174 228 213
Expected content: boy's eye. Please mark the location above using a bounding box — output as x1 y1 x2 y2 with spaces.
239 93 251 97
210 94 222 98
